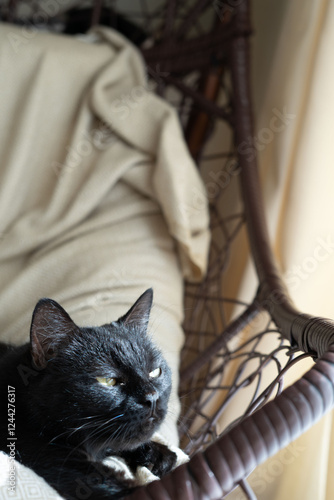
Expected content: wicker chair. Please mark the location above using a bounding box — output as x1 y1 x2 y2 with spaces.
2 1 334 499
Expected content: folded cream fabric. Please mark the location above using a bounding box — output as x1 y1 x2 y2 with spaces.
0 20 209 478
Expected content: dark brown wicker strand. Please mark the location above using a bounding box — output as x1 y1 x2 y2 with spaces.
180 302 260 381
239 479 257 500
126 347 334 499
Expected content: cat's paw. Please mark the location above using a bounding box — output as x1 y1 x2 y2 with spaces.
149 442 177 477
119 441 177 478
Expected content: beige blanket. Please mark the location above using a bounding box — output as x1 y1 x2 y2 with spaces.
0 20 209 492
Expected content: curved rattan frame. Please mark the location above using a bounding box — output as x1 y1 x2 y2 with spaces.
2 1 334 499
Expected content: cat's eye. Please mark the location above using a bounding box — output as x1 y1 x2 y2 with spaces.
96 376 117 387
149 367 161 378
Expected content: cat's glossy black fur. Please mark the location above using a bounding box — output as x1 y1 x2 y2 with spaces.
0 288 176 499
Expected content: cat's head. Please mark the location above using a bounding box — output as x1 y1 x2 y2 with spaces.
28 289 172 458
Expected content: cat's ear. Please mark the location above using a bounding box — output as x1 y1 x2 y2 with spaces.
118 288 153 332
30 298 79 369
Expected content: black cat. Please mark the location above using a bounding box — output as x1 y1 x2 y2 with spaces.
0 288 177 499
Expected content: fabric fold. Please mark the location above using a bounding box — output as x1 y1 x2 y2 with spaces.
0 22 210 455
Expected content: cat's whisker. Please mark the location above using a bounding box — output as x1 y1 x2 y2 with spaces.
48 430 70 444
67 416 108 436
72 414 125 451
48 416 104 444
50 414 124 460
160 408 194 450
89 425 123 456
78 414 103 421
83 421 127 459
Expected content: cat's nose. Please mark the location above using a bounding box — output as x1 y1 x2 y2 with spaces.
143 390 158 408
